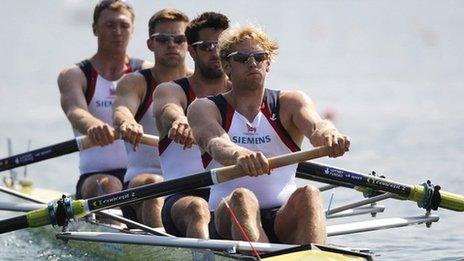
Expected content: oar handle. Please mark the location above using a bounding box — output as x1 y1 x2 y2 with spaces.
140 134 159 147
0 214 28 234
77 133 159 150
215 146 330 183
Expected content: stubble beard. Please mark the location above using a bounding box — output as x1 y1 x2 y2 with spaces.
197 60 223 79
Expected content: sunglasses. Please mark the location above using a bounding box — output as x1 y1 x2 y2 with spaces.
151 33 187 44
226 51 268 63
191 41 219 52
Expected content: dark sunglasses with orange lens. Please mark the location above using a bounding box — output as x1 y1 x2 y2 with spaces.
191 41 219 52
227 51 268 63
151 33 187 44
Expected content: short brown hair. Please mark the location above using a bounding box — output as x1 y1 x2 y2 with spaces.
148 8 189 36
185 12 230 45
218 25 279 62
93 0 135 25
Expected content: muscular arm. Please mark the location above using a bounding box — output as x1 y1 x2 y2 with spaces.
280 90 350 157
112 73 145 147
58 66 115 146
152 82 193 147
188 98 269 175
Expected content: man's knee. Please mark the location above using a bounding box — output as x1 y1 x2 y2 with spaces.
186 198 210 222
294 185 321 201
128 173 164 188
230 188 258 206
81 174 122 197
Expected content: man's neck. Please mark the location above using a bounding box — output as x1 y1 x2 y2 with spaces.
227 85 265 122
152 63 189 84
189 72 228 98
90 50 129 81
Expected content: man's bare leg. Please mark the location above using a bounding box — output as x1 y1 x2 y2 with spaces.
128 173 164 227
274 185 327 244
171 196 210 238
215 188 269 242
80 174 123 198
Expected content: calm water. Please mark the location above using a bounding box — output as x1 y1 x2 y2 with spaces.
1 0 463 260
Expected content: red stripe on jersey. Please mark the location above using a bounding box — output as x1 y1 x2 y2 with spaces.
201 152 213 169
261 101 300 152
158 136 172 156
186 81 197 106
85 68 98 104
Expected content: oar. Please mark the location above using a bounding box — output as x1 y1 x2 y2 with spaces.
0 134 159 172
0 146 330 234
297 161 464 212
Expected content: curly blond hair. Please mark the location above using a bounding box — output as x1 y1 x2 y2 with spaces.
218 25 278 62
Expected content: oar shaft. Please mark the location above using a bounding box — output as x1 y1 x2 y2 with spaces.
0 139 80 172
409 186 464 212
215 146 330 183
0 215 29 234
0 146 330 234
88 146 329 212
298 162 464 212
0 134 159 172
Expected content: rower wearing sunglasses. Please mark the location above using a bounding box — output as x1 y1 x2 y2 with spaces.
112 9 191 228
153 12 231 239
188 25 350 244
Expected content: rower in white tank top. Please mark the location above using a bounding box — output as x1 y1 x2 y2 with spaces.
123 69 162 183
158 78 204 180
203 89 300 211
74 59 142 174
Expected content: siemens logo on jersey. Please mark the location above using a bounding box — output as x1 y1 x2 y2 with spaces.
96 100 113 107
232 135 271 144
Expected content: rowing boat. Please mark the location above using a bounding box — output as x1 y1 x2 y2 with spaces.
1 145 461 260
1 177 374 260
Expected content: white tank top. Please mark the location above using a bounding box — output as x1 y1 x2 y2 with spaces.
203 89 300 210
74 59 142 174
158 78 204 181
123 69 162 182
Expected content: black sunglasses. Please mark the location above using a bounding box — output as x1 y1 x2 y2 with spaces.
151 33 187 44
191 41 219 52
226 51 268 63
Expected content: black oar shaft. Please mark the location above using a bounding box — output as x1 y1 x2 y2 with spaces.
0 215 28 234
87 172 214 212
297 162 412 197
0 139 79 172
298 161 464 212
87 146 331 213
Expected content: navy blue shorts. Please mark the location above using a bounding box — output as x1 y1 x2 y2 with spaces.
75 169 126 199
161 188 210 237
120 181 139 223
210 207 281 243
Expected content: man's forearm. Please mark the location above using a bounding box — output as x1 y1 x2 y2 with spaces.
158 103 186 136
66 108 103 134
207 137 242 166
113 106 137 129
309 119 337 146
